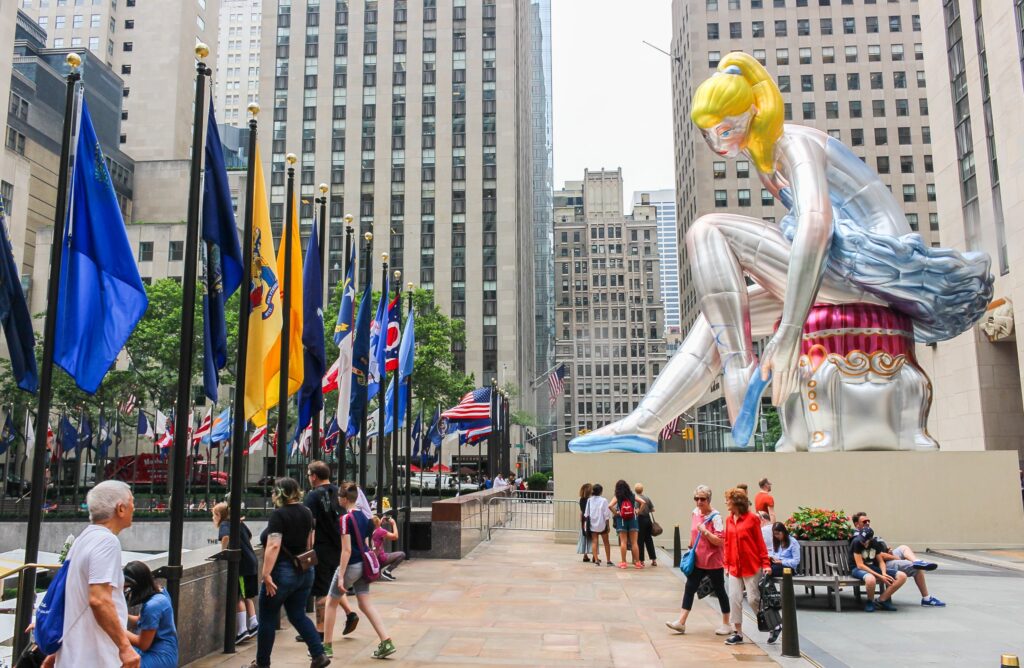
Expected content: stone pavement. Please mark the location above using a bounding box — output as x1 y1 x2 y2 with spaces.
187 530 776 667
788 552 1024 667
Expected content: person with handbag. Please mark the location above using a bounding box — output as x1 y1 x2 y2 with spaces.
665 484 731 636
249 477 330 668
722 487 771 646
577 483 593 562
633 483 658 567
608 479 646 569
332 482 396 659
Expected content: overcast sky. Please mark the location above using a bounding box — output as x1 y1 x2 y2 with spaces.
551 0 675 210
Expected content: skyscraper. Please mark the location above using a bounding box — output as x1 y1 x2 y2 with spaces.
632 189 680 336
553 169 667 447
215 0 262 125
260 0 550 409
670 0 937 425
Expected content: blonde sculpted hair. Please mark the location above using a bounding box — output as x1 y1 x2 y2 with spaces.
691 52 784 175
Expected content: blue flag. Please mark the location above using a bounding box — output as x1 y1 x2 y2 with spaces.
59 415 77 459
411 409 423 457
295 224 326 438
367 273 390 400
97 416 111 458
324 417 341 451
347 277 373 438
383 376 408 435
0 413 16 456
54 98 148 394
399 301 415 381
426 407 442 450
201 105 243 403
333 241 356 346
137 410 150 438
0 199 38 393
77 414 92 455
205 408 232 444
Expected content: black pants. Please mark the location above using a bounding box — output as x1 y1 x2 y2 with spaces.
682 566 729 612
636 515 657 562
770 562 786 578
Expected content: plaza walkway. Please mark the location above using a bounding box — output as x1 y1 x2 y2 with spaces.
187 530 774 667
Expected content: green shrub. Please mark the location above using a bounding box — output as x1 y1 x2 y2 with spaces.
526 472 549 491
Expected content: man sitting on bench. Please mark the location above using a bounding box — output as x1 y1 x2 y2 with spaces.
849 527 907 612
852 513 945 607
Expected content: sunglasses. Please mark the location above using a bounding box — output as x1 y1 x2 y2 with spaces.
693 496 708 502
861 519 871 524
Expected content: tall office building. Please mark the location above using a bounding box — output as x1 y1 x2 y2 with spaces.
215 0 261 125
670 0 938 427
260 0 549 411
915 0 1024 457
632 189 681 336
553 169 667 444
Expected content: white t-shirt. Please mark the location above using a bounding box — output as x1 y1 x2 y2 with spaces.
493 476 508 490
56 524 128 667
585 496 611 533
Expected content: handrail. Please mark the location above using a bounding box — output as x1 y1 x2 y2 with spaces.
0 563 62 580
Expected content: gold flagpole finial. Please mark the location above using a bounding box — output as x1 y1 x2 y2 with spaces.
195 42 210 59
66 52 82 69
247 102 260 116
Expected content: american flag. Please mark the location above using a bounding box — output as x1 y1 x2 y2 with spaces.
119 394 137 416
660 416 680 441
441 387 493 421
548 364 566 407
192 409 212 445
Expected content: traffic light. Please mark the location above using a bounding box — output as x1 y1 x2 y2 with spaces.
681 427 694 440
515 462 521 469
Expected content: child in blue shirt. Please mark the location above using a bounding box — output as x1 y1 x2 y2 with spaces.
124 560 178 668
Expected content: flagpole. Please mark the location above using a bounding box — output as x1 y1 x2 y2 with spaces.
310 184 328 463
487 379 498 479
132 409 141 495
275 153 298 479
376 253 389 512
390 270 401 522
166 43 212 615
338 220 353 483
403 282 413 551
14 53 82 660
1 404 10 518
71 407 82 509
358 231 373 489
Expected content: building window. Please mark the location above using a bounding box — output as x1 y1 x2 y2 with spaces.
825 100 839 118
874 128 888 145
866 16 879 33
900 155 914 173
898 127 912 145
843 17 856 34
872 99 885 117
822 46 835 63
714 190 728 207
168 240 184 261
736 160 749 178
849 100 862 117
851 128 864 146
761 189 773 205
775 20 787 37
708 51 721 68
903 185 916 202
799 48 811 65
713 161 726 179
824 74 837 91
123 41 133 51
776 48 788 65
798 19 810 36
869 45 881 62
802 102 815 119
890 15 902 32
138 241 154 262
895 99 909 116
891 44 905 61
929 213 939 231
845 46 858 63
893 71 907 88
907 213 919 230
876 156 890 174
820 18 833 35
707 22 719 39
5 128 25 155
753 48 766 64
737 189 751 206
752 21 764 38
778 75 790 93
847 73 860 90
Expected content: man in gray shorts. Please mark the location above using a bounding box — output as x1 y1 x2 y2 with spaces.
852 512 945 607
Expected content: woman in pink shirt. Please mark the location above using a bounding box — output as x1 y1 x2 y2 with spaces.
665 485 732 636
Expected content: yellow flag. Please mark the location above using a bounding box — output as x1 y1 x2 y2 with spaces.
244 146 282 426
265 186 304 408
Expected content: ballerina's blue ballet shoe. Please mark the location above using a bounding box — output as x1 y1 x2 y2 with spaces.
568 433 658 454
730 371 771 448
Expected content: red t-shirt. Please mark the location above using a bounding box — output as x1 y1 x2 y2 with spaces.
724 512 771 577
754 491 774 515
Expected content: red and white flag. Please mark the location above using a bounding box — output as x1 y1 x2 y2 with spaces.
322 359 340 395
660 416 679 441
247 424 267 455
193 409 212 444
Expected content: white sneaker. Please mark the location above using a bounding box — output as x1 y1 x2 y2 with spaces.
715 625 733 636
664 621 685 634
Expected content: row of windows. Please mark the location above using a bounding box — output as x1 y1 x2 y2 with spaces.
138 240 184 262
706 0 918 9
778 73 928 96
708 14 918 40
711 50 926 74
739 44 923 67
713 182 935 206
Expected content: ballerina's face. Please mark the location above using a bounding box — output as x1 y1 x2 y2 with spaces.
700 110 754 159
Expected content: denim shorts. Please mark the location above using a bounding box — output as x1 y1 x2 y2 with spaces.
614 516 639 533
852 566 898 581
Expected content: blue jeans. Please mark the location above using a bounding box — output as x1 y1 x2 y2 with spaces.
256 560 323 665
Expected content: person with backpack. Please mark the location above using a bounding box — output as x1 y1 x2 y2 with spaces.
123 560 177 668
211 502 258 643
41 480 139 668
608 479 646 569
303 461 358 642
326 483 396 659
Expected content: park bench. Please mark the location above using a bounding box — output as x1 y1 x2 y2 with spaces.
791 539 881 612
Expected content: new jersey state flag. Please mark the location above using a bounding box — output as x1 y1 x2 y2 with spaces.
243 146 283 426
264 187 303 408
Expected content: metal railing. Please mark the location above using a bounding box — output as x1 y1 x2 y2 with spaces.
484 491 579 540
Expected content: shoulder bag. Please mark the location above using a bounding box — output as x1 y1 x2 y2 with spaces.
347 512 382 583
680 512 718 576
279 506 318 572
650 512 664 537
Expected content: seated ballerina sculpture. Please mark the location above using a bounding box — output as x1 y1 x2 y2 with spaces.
569 52 993 454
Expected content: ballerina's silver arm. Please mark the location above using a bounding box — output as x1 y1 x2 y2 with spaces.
759 133 832 405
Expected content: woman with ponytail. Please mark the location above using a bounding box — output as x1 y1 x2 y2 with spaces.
571 51 992 454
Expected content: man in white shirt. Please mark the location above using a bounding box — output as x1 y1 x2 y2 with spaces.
493 474 509 492
49 480 138 668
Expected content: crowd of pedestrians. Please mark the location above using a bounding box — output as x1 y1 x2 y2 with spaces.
35 461 410 668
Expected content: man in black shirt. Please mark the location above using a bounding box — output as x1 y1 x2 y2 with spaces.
848 527 907 611
302 461 358 640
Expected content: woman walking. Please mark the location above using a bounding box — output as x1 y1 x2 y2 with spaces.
585 483 613 566
608 479 646 569
248 477 330 668
634 483 657 567
722 487 771 646
665 485 731 636
578 483 593 562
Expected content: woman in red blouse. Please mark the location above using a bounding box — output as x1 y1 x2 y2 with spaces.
722 487 770 646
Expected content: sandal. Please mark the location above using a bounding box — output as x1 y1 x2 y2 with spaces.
617 562 628 569
594 558 602 566
634 561 645 569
